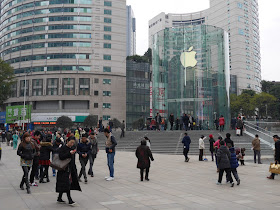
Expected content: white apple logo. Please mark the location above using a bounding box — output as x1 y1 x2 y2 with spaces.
180 46 197 68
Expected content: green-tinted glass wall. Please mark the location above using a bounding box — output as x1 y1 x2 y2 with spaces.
152 25 230 129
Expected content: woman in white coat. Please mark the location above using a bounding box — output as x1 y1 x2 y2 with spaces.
199 135 206 161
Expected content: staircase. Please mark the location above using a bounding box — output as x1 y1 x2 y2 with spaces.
104 129 274 156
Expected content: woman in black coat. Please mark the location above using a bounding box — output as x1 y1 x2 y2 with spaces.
39 134 53 183
56 137 81 206
135 140 154 181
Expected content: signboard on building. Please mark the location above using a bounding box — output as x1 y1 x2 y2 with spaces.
31 113 88 123
0 112 6 124
6 105 32 124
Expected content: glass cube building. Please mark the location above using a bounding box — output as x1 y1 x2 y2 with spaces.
152 25 230 129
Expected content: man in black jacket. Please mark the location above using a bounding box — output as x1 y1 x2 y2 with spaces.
77 134 91 183
224 133 234 147
169 114 175 131
267 135 280 179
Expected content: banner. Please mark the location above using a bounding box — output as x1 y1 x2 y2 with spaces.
0 112 5 124
6 105 32 124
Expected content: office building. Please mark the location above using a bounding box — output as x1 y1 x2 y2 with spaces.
126 5 136 56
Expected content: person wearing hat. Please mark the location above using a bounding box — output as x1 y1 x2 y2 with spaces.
199 135 206 161
209 134 215 161
267 135 280 179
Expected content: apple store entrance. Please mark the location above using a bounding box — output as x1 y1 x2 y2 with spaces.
152 25 230 129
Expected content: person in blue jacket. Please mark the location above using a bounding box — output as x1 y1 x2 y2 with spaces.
228 144 240 185
77 134 91 183
182 133 191 162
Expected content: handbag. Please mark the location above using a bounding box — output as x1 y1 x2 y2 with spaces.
50 153 71 171
269 163 280 174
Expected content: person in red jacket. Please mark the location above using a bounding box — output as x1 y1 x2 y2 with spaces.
219 115 225 132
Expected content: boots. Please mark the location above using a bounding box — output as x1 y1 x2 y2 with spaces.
26 188 31 194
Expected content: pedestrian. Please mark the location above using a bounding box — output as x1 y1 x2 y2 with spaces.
183 114 189 131
160 118 165 131
12 131 19 150
169 113 174 130
267 135 280 179
135 140 154 181
228 144 240 185
1 130 6 143
109 119 114 132
175 117 179 130
77 134 91 183
120 120 125 138
98 117 103 132
224 133 234 147
6 131 12 146
236 117 243 136
214 136 224 172
52 137 63 177
29 131 41 186
39 134 53 183
155 113 162 131
216 140 234 187
75 130 80 142
17 132 35 194
240 148 246 165
252 134 262 164
219 115 225 132
104 128 117 181
88 132 98 177
182 133 191 162
144 136 151 149
209 134 215 161
56 136 81 206
199 135 206 161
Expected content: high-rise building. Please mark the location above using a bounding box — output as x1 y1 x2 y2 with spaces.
0 0 127 128
149 0 261 94
126 5 136 56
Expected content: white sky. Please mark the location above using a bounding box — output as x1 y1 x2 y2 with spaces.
126 0 280 81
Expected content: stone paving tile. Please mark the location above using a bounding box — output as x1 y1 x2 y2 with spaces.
0 144 279 210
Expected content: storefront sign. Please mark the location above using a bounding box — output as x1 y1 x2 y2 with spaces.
6 105 32 124
0 112 6 124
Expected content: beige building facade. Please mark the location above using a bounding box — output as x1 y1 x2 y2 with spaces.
0 0 127 125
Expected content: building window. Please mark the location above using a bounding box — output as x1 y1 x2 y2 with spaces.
103 115 110 120
103 66 111 72
103 103 111 109
20 80 29 97
63 78 75 95
104 43 111 48
94 78 99 83
47 78 58 95
79 78 90 95
103 91 111 96
103 54 111 60
238 29 244 35
104 18 112 23
104 9 112 15
32 79 43 96
104 26 111 31
94 103 98 108
237 2 243 8
104 34 111 40
104 1 112 6
10 83 17 97
103 79 111 84
94 91 99 96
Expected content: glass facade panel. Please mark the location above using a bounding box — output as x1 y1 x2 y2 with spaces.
47 78 58 95
20 80 29 96
103 43 111 48
103 91 111 96
104 17 112 23
63 78 75 95
79 78 90 95
103 55 111 60
152 25 230 129
104 34 111 40
103 66 111 72
32 79 43 96
10 82 17 97
103 79 111 84
104 1 112 6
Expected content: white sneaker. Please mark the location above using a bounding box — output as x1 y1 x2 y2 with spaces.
106 177 114 181
104 176 110 180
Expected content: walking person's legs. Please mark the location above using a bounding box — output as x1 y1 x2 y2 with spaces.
231 168 240 184
145 167 150 180
140 169 144 181
39 165 45 183
218 169 224 183
30 156 39 184
257 150 262 163
254 150 257 163
225 168 234 186
107 152 115 179
211 152 214 161
199 149 203 161
21 166 31 193
88 154 93 176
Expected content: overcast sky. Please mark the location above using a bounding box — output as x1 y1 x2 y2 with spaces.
126 0 280 81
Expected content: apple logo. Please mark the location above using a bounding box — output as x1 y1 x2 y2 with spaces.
180 46 197 68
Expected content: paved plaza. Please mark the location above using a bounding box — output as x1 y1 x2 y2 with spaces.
0 142 279 210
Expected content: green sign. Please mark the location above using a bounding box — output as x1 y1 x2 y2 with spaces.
6 105 32 124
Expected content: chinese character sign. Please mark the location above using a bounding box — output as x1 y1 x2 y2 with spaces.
6 105 32 124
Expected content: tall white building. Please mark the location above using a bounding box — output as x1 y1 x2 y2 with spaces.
149 0 261 94
126 5 136 56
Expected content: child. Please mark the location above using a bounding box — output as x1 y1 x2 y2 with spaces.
240 148 246 165
228 144 240 185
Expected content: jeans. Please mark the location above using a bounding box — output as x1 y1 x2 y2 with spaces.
107 152 115 178
58 191 73 203
79 157 88 179
30 156 39 183
218 168 233 183
20 166 31 189
199 149 204 161
88 154 95 176
254 150 261 163
231 168 239 181
183 148 189 160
